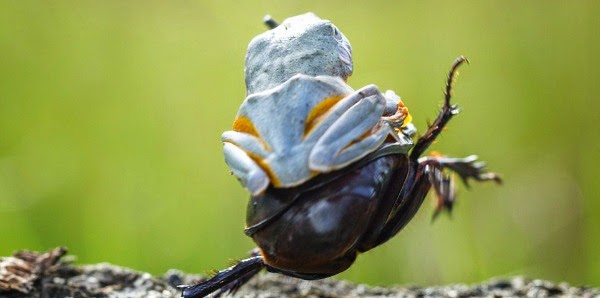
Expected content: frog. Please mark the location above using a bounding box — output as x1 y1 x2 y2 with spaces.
222 12 415 196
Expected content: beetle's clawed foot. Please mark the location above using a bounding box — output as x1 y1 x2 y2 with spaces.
420 154 501 220
438 155 502 187
441 57 467 118
421 155 502 186
409 56 469 161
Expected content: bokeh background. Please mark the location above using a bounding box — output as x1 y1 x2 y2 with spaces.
1 0 599 288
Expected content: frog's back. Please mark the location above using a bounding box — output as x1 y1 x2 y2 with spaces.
231 74 353 187
236 74 353 150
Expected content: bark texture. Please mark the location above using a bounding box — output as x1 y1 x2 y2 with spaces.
0 248 597 298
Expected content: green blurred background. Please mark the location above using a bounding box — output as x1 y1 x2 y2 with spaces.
1 0 599 288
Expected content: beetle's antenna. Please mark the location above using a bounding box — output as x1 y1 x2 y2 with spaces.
409 56 468 161
263 14 279 29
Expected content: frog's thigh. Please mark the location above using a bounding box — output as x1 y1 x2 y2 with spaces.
309 90 389 172
223 142 269 195
222 131 269 159
307 85 382 132
323 125 398 170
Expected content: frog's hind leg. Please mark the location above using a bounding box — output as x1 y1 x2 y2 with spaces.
222 137 270 195
309 85 399 172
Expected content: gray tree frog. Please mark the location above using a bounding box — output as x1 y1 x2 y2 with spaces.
222 13 415 195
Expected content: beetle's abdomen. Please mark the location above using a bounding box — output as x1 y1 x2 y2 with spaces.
248 155 406 277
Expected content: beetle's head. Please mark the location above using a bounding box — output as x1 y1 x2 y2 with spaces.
244 13 353 94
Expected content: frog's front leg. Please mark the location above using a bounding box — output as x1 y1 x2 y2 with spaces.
309 85 406 172
222 132 271 195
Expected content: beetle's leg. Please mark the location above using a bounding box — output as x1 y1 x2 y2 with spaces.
309 85 410 172
366 160 431 248
419 155 501 219
181 249 265 298
409 56 467 161
373 154 500 246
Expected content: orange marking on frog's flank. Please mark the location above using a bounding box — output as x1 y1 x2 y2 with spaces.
304 95 345 137
246 151 281 188
233 116 260 136
232 116 272 152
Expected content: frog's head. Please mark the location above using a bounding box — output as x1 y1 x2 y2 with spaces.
244 13 353 94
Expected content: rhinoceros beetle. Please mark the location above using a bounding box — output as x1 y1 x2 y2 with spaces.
182 13 500 298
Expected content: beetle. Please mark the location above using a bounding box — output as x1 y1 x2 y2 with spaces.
182 13 500 298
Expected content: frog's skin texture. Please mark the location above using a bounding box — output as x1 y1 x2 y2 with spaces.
223 74 412 195
245 13 352 95
222 13 413 195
